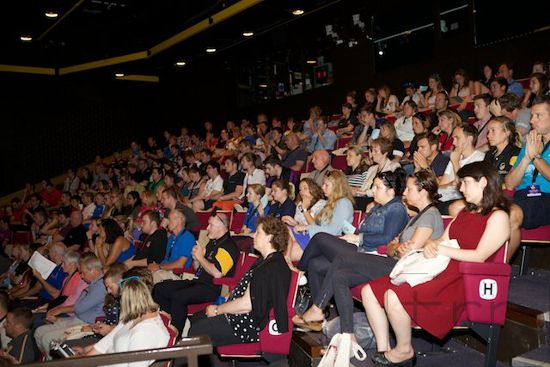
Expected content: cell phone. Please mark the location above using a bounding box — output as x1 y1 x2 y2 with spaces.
418 85 428 93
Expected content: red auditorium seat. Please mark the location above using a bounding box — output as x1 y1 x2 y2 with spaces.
350 241 511 367
336 136 352 149
331 155 347 170
216 269 300 364
230 211 246 234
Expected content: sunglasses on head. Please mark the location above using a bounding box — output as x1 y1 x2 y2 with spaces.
118 276 140 289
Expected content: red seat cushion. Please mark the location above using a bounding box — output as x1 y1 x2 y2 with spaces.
218 342 261 356
521 225 550 242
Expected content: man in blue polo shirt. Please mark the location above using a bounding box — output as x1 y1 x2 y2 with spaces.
149 208 195 283
505 95 550 261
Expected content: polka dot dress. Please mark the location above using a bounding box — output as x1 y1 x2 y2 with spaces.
226 270 260 343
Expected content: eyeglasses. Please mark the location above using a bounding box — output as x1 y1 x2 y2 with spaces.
118 276 140 289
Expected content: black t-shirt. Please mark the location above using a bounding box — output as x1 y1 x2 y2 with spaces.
196 232 239 285
392 139 405 158
268 197 296 219
134 228 168 264
337 115 358 129
63 224 87 249
281 148 308 169
223 171 245 195
484 143 521 177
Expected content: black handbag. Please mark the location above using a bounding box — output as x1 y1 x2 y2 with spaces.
293 283 312 316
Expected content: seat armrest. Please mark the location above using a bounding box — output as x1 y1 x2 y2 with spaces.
459 262 511 276
213 276 238 286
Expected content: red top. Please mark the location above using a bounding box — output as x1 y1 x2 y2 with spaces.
369 209 495 339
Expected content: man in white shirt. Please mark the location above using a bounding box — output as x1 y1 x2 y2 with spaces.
394 100 417 144
438 123 485 214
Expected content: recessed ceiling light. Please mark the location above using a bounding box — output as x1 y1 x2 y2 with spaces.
242 31 254 37
115 73 125 77
306 60 317 64
20 35 32 42
292 9 304 16
206 48 216 53
45 11 59 18
175 61 186 67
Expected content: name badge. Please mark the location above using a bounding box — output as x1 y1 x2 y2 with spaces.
527 185 542 197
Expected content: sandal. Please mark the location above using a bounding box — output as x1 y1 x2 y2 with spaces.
292 315 324 332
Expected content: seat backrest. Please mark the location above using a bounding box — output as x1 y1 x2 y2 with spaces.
195 211 211 231
459 242 510 325
258 269 300 355
230 211 246 233
331 155 347 170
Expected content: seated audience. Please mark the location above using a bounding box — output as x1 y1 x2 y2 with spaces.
124 210 167 269
379 120 405 162
362 161 510 366
490 93 532 138
406 113 431 159
297 170 408 303
265 156 299 189
498 61 524 98
302 150 333 187
351 107 376 148
149 208 195 283
376 85 399 114
307 117 337 153
75 277 169 363
35 254 106 358
161 187 199 232
413 133 451 177
345 146 370 191
423 73 446 110
336 103 358 136
505 96 550 259
240 153 266 202
281 133 307 172
92 218 135 267
267 179 296 219
394 100 417 144
449 68 475 111
433 109 461 153
522 72 549 108
189 216 291 347
485 116 521 177
2 307 38 364
153 212 238 334
294 170 443 332
472 93 493 152
212 156 245 211
293 170 354 241
191 161 223 211
241 184 268 234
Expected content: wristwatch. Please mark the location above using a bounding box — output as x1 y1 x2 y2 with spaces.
214 307 219 315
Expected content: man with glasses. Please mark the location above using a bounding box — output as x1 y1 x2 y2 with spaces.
153 212 239 335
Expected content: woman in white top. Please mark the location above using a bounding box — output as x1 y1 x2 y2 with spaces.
240 153 266 200
375 85 399 114
422 73 445 109
190 161 223 211
394 100 418 145
76 277 169 367
449 68 475 111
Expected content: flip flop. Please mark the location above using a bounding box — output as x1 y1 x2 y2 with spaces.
292 315 324 332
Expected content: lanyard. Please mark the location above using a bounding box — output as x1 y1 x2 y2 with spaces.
532 140 550 184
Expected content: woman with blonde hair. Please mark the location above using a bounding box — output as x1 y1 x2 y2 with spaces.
75 277 169 365
433 109 461 153
376 85 399 114
294 170 354 239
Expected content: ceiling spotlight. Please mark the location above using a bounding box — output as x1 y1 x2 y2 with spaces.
45 11 59 18
242 31 254 37
292 9 304 16
175 61 186 67
258 84 268 88
206 48 216 53
378 50 384 56
115 73 125 77
306 60 317 64
20 35 32 42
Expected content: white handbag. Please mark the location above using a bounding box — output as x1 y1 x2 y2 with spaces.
390 239 460 287
318 333 367 367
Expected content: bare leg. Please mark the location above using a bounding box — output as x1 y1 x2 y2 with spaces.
384 290 415 363
507 204 523 263
362 285 390 352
